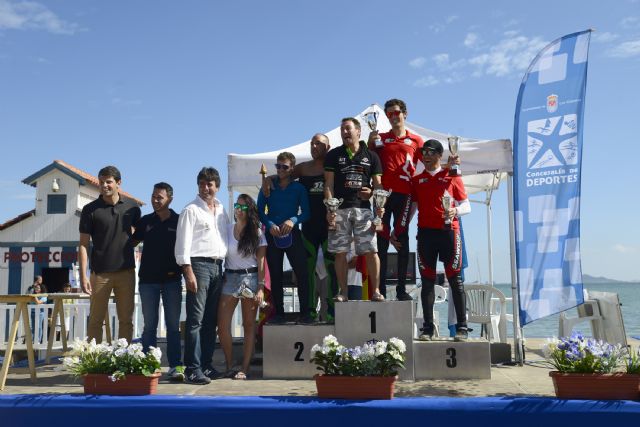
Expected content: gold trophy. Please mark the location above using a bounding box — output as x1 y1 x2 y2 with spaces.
447 136 461 177
364 104 382 148
372 189 391 231
323 198 343 230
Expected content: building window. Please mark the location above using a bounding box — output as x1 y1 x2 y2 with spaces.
47 194 67 214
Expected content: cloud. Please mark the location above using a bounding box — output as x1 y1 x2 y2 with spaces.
413 75 439 87
428 15 458 34
445 15 458 24
464 32 480 48
592 32 619 43
468 34 547 77
613 244 638 254
0 0 81 34
409 56 427 69
620 16 640 29
608 39 640 58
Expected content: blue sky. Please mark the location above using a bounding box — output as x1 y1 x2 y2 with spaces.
1 0 639 282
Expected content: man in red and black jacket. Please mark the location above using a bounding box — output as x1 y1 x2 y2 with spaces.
367 99 423 301
410 139 471 341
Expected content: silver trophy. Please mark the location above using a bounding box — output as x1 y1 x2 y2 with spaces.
364 104 382 148
323 197 343 230
234 280 268 308
442 191 452 229
372 189 392 230
447 135 461 177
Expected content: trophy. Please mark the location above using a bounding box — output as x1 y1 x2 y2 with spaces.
323 197 343 230
364 104 382 148
447 136 461 177
372 189 392 230
442 191 452 229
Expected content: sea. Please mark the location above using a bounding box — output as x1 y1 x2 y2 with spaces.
492 282 640 339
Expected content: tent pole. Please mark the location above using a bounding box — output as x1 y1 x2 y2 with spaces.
507 174 524 365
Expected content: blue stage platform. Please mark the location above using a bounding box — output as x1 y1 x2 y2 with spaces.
1 395 639 426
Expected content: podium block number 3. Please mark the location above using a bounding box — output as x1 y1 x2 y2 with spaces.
294 342 304 361
369 311 376 333
446 347 457 368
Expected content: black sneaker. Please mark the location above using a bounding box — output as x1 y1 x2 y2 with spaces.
396 291 413 301
203 366 224 380
266 314 287 325
454 327 469 342
418 324 434 341
184 368 211 385
297 314 315 325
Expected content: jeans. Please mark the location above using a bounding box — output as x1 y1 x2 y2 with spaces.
184 259 222 371
139 280 183 368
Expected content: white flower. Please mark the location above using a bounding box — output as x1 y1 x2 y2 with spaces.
149 347 162 361
114 348 126 357
323 335 339 347
115 338 129 348
311 344 321 353
389 337 406 353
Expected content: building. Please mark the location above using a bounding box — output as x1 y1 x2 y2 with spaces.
0 160 143 294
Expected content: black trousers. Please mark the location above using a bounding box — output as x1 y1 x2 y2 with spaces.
377 192 411 297
266 228 309 316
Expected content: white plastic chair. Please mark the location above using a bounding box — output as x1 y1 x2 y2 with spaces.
464 284 507 343
413 284 448 338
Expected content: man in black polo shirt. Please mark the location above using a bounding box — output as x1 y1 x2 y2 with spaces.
132 182 184 381
324 117 385 302
79 165 141 343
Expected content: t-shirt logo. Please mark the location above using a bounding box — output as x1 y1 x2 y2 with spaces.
310 181 324 193
404 138 412 145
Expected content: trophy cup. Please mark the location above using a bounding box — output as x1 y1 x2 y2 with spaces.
447 136 461 177
364 104 382 148
442 191 452 229
323 198 343 230
372 189 392 231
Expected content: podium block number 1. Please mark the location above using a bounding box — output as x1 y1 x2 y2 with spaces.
369 311 376 334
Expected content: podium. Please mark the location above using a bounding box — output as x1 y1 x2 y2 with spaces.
335 301 415 380
262 324 335 379
413 338 491 380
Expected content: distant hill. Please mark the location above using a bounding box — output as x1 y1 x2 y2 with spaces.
582 274 633 284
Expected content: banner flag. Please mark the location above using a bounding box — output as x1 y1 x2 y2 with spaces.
513 30 591 325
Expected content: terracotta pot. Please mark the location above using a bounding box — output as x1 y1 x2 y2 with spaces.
315 375 397 400
83 373 161 395
549 371 640 400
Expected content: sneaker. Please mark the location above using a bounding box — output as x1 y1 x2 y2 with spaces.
455 327 469 342
396 291 413 301
203 366 224 380
266 314 287 325
184 368 211 385
297 314 315 325
168 366 185 382
418 325 434 341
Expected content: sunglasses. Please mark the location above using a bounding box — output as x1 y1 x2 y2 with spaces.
422 149 440 156
386 110 403 119
234 203 249 211
275 163 291 171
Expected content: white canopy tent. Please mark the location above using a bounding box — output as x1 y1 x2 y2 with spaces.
226 105 524 363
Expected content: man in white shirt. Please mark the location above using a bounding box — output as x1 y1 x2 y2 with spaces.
175 167 229 385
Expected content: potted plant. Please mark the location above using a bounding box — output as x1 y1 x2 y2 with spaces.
310 335 406 400
64 338 162 395
543 332 640 400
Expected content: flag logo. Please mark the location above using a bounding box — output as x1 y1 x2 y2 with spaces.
546 94 558 113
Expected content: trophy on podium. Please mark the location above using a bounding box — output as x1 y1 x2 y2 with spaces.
364 105 382 148
372 189 392 231
447 136 461 177
323 198 343 230
442 191 452 229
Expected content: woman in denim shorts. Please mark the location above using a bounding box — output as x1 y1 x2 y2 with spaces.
218 194 266 379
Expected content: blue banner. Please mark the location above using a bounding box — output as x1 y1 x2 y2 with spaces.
513 30 591 325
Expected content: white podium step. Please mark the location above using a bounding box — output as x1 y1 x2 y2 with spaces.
413 338 491 380
335 300 415 380
262 324 336 379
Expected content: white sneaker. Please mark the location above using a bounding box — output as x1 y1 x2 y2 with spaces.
168 366 185 381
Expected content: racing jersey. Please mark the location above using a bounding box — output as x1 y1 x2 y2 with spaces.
411 168 467 230
376 129 424 195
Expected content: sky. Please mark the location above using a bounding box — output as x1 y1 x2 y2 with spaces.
1 0 639 283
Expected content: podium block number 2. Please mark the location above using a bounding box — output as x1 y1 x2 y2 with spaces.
369 311 376 333
294 342 304 361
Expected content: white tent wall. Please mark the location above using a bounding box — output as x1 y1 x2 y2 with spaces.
226 104 523 363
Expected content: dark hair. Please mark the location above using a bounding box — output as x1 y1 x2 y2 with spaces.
384 98 407 114
341 117 361 130
277 151 296 166
235 194 261 258
197 167 221 187
98 166 122 182
154 182 174 198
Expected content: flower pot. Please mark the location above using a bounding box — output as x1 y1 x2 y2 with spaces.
83 373 161 395
315 375 397 400
549 371 640 400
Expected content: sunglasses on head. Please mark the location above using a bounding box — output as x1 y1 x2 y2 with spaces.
386 110 403 118
275 163 290 171
234 203 249 211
